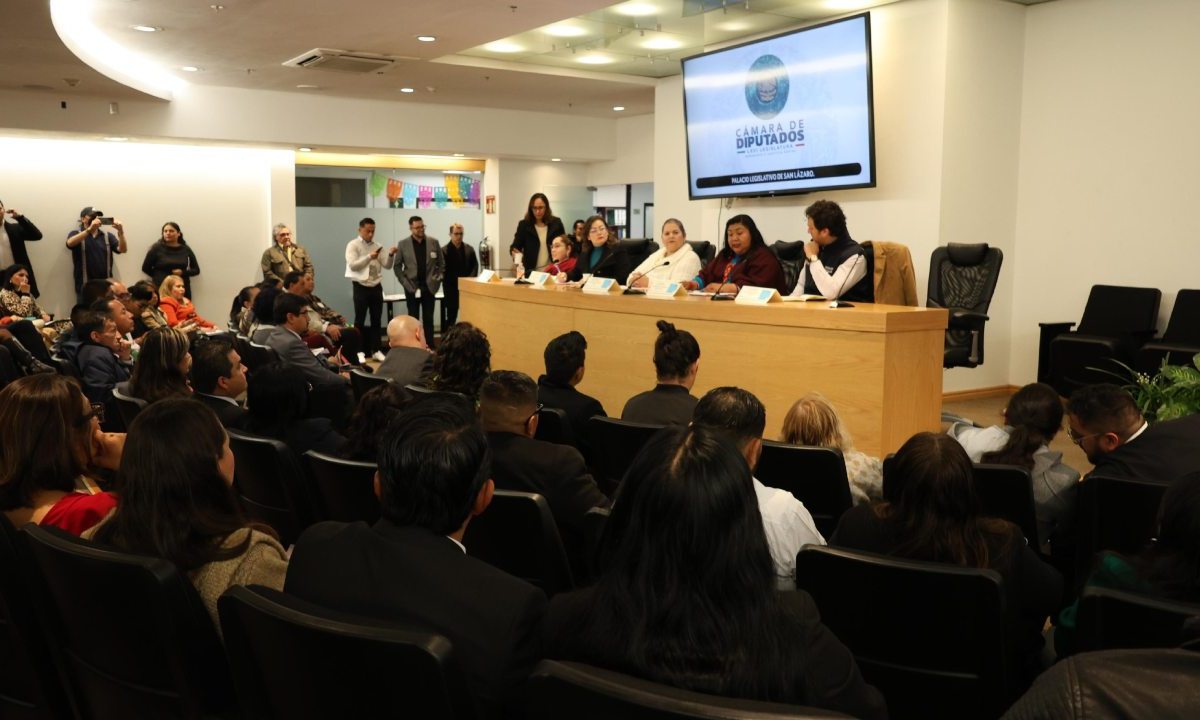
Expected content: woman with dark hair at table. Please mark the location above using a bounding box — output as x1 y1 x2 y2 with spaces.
86 398 287 630
509 192 565 278
543 425 887 719
684 214 786 295
566 215 630 283
141 221 201 298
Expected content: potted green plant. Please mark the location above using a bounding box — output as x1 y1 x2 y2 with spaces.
1100 353 1200 422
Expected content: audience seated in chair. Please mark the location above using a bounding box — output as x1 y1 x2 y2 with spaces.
262 292 349 390
228 285 259 335
90 288 139 351
85 398 288 633
832 432 1063 683
692 386 825 589
373 315 434 387
191 338 249 428
128 327 192 405
283 270 363 366
542 424 886 720
948 382 1079 545
479 370 610 572
159 275 215 330
431 321 491 398
0 374 121 535
285 393 548 715
247 286 282 344
74 309 133 426
781 392 883 505
243 363 344 458
621 319 700 425
337 383 411 462
537 331 606 455
1054 470 1200 658
1067 383 1200 485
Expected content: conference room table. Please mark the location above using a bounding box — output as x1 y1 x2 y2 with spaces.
460 279 948 457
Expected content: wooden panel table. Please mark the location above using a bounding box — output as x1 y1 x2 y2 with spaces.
460 280 948 457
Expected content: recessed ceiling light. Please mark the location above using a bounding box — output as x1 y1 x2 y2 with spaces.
642 37 682 50
180 66 201 72
545 24 587 38
298 147 313 152
105 137 129 142
483 40 524 53
578 54 615 65
399 87 415 93
612 106 626 112
296 84 320 89
453 153 465 157
131 25 161 32
416 35 436 42
551 158 562 162
614 2 658 17
715 20 751 32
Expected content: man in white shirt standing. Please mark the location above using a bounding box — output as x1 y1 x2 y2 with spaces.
692 386 825 590
345 217 396 361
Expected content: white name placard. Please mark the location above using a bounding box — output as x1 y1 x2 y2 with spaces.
646 282 687 299
582 276 621 294
476 269 501 283
734 285 782 305
526 271 553 288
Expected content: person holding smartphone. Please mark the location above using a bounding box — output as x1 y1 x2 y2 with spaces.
66 206 126 303
0 199 45 297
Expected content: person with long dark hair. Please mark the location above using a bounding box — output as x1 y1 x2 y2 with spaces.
948 382 1079 543
510 192 565 278
431 321 491 398
1054 470 1200 657
543 424 886 719
141 221 201 297
86 398 287 630
0 263 50 323
228 285 259 335
130 280 169 338
127 327 192 405
566 215 630 283
621 320 700 425
685 214 786 295
338 383 412 462
832 432 1063 681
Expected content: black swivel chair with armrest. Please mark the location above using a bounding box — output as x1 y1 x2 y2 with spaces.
463 490 575 597
619 239 659 274
686 240 715 266
303 450 380 524
1038 284 1161 396
1135 288 1200 374
755 441 853 539
927 243 1003 369
768 240 809 295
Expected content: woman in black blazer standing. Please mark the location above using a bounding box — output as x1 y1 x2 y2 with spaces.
509 193 565 278
566 215 630 283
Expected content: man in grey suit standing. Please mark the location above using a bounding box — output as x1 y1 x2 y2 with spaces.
394 216 444 347
375 315 434 388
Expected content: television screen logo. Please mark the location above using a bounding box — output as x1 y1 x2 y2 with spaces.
745 55 789 120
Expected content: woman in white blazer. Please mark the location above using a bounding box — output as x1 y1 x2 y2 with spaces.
625 218 702 289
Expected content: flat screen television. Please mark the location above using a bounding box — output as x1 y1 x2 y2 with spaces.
681 13 875 200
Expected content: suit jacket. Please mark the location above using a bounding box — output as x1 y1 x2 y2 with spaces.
76 343 132 428
375 345 434 387
2 215 44 296
510 218 565 278
262 326 347 387
260 243 313 284
487 431 610 566
568 242 630 283
285 520 548 713
536 376 605 456
1089 414 1200 485
394 235 445 295
195 393 247 428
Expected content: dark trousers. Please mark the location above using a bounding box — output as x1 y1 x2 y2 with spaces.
0 346 20 389
3 320 52 363
405 288 437 346
441 279 460 329
352 282 384 354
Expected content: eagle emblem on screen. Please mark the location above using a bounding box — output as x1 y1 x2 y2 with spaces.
745 54 790 120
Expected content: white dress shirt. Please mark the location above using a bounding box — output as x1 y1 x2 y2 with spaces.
753 476 826 590
790 253 868 299
345 236 395 287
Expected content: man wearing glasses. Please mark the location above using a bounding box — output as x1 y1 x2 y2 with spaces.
393 216 444 347
1066 383 1200 483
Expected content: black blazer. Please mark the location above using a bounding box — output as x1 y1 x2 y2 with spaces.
568 242 630 283
536 376 606 456
195 393 247 429
285 520 548 713
510 218 566 278
2 215 44 296
1089 413 1200 485
374 345 434 387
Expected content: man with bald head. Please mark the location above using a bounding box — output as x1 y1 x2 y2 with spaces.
374 315 434 386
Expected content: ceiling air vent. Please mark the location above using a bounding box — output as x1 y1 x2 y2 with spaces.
282 49 395 74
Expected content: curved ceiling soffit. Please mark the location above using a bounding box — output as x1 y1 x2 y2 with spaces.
49 0 184 101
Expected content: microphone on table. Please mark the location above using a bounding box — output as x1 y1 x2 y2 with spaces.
623 260 670 295
711 263 737 301
827 254 862 309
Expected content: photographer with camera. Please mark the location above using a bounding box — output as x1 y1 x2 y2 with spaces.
66 206 126 302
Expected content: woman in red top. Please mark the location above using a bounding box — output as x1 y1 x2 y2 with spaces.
541 234 578 278
0 374 123 535
684 214 786 295
158 275 215 329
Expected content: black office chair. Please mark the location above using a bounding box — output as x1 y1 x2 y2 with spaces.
349 368 391 402
619 239 659 272
111 382 147 429
528 660 852 720
241 342 280 376
303 450 380 524
463 490 574 597
1039 285 1161 396
1075 475 1168 588
1075 585 1200 653
686 240 715 266
972 464 1040 550
227 429 315 547
577 506 611 585
0 516 75 720
755 442 853 538
1136 289 1200 374
927 243 1003 369
768 239 809 295
534 406 575 447
795 545 1009 720
587 417 665 491
21 524 236 720
219 585 478 720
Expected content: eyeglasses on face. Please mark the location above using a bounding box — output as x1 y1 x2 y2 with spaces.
1066 426 1104 445
77 402 105 426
